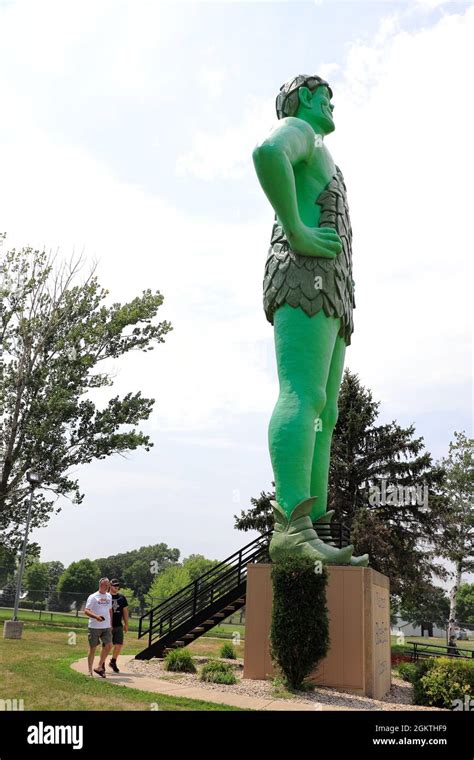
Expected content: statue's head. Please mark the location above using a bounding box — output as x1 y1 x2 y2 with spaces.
276 74 335 135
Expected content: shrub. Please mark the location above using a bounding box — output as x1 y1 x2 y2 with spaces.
200 660 237 685
413 657 474 709
219 642 237 660
270 556 329 691
397 662 418 683
13 600 46 611
164 648 196 673
411 659 434 706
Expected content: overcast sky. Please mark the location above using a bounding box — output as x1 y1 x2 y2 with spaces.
0 0 472 577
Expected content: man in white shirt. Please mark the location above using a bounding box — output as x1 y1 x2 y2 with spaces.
84 578 113 678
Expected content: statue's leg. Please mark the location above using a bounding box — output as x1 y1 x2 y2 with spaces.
269 305 340 519
310 335 346 522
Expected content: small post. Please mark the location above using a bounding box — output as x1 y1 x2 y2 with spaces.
4 472 42 640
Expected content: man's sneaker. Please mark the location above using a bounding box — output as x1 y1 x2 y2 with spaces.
109 659 120 673
93 666 106 678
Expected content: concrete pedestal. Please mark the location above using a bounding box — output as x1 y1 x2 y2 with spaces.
243 564 391 699
3 620 24 639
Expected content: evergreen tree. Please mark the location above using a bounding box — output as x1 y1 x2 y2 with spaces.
235 370 446 600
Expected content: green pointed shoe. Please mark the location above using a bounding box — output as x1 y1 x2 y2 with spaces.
313 509 335 525
348 552 369 567
313 509 369 566
269 498 354 565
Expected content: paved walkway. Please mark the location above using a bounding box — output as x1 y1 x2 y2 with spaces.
71 655 342 711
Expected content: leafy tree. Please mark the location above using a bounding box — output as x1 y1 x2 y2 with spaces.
117 586 137 614
434 433 474 640
96 543 180 604
0 580 16 608
235 370 446 602
0 544 16 586
0 541 40 588
124 559 156 610
45 561 65 593
0 243 172 551
456 584 474 626
57 559 100 608
398 583 449 629
24 561 50 602
182 554 219 583
147 565 191 605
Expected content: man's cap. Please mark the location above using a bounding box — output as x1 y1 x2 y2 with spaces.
276 74 332 120
110 579 120 586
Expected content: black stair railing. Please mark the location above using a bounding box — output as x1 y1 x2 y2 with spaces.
138 531 271 650
315 522 351 547
137 520 352 654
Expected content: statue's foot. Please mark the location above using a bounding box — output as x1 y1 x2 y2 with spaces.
269 498 354 565
313 509 369 567
313 510 335 525
349 553 369 567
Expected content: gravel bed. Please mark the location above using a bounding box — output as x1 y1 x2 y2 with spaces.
128 657 442 711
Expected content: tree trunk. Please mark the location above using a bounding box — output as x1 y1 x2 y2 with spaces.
447 562 462 642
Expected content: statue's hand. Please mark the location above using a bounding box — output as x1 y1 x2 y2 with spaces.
287 224 342 259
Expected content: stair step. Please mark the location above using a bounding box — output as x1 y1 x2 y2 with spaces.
214 613 225 618
183 634 195 639
203 620 215 625
192 627 205 633
223 606 235 612
173 641 185 647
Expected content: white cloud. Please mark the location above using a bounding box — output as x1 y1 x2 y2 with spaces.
328 6 473 418
318 62 341 81
196 66 227 99
175 96 274 180
413 0 451 8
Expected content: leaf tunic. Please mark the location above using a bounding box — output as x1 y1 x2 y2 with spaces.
263 166 355 346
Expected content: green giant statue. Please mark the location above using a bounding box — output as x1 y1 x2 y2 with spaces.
253 74 368 567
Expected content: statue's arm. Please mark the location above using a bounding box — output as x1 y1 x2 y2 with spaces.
252 117 341 259
252 117 313 237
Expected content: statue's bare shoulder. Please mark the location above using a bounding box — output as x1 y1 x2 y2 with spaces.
253 116 316 167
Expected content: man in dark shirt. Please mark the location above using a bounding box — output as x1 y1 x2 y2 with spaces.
107 579 129 673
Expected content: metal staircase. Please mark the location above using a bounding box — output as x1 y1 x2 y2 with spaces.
136 522 350 660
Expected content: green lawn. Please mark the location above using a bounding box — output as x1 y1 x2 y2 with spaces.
391 634 474 655
0 609 246 641
0 624 244 711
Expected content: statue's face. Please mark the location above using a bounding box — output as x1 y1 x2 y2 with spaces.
310 85 335 135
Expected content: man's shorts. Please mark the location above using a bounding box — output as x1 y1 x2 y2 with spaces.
112 626 124 645
88 627 112 647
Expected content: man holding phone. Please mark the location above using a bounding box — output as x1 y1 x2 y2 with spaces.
84 577 113 678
